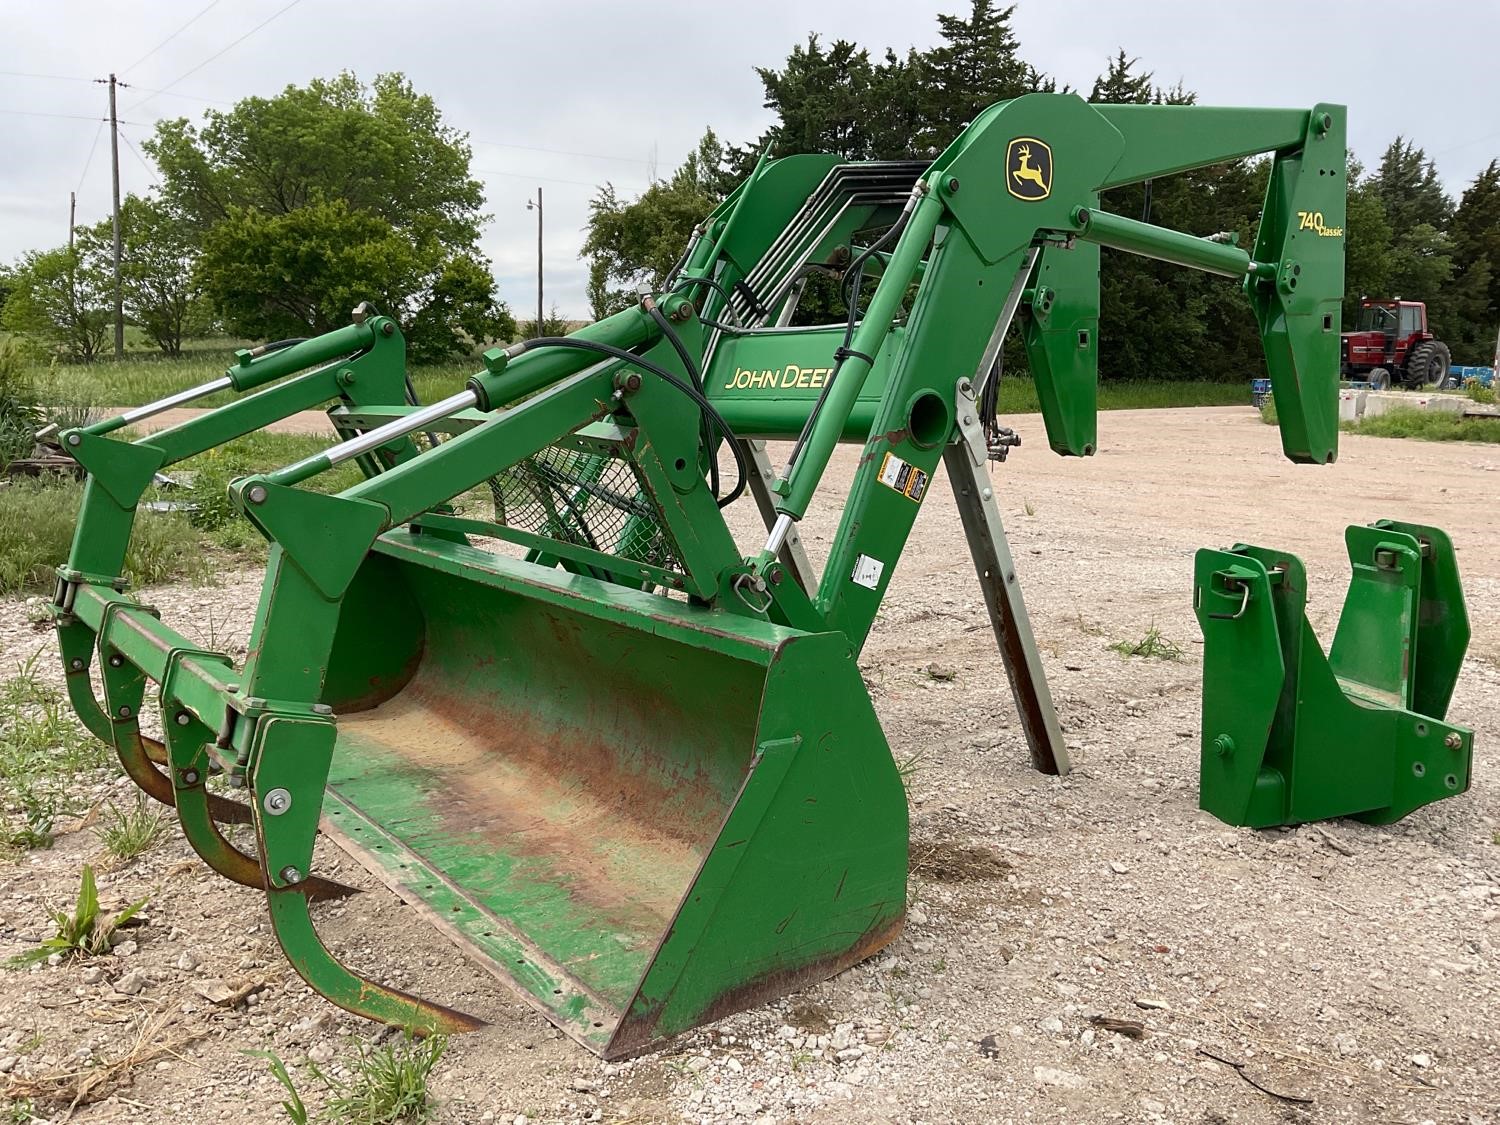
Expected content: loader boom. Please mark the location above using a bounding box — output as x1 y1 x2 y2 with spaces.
52 93 1352 1054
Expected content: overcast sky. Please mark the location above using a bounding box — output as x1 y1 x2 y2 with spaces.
3 0 1497 320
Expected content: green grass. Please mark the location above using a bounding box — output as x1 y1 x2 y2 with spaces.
5 864 148 968
1109 623 1185 662
25 335 1248 414
0 480 207 596
999 377 1248 413
250 1033 448 1124
23 338 478 410
0 654 112 857
0 431 360 595
1344 406 1500 444
93 796 167 864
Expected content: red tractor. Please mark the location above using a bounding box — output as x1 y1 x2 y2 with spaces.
1340 298 1452 389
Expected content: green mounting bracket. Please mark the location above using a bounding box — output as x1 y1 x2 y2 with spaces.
1194 519 1473 828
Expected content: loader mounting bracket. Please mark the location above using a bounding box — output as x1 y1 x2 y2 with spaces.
1194 519 1472 827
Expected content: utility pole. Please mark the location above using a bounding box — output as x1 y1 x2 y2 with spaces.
68 191 76 251
527 188 543 336
104 73 124 359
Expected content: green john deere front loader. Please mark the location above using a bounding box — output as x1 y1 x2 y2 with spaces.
49 92 1469 1055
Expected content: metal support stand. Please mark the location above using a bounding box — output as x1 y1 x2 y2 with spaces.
946 379 1070 776
741 439 815 592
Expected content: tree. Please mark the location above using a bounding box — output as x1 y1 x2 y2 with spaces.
1343 159 1395 319
518 304 571 338
197 199 509 360
0 246 110 363
582 130 728 319
145 72 483 246
920 2 1039 149
1445 160 1500 362
78 195 206 357
1369 138 1453 234
1084 55 1269 381
146 72 507 358
755 37 884 160
1089 50 1154 104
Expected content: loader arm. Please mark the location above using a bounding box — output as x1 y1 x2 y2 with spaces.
50 92 1349 1054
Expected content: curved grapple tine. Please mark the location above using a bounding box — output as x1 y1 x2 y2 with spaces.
160 718 359 901
266 884 485 1036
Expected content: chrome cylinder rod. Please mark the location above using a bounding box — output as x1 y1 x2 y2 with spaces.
266 388 479 487
87 375 235 437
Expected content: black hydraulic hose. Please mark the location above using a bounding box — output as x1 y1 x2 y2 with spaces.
510 336 749 508
784 213 913 474
644 300 721 501
670 276 745 327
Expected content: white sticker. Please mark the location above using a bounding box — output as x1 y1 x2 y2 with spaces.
851 554 885 590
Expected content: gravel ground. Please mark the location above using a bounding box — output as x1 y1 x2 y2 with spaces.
1 405 1496 1124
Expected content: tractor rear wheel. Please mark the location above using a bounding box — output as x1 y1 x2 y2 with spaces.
1405 340 1451 388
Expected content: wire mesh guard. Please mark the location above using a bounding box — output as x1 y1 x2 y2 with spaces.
485 443 681 574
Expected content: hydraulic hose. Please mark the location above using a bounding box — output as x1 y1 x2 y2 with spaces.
643 298 721 501
782 204 917 475
506 335 748 508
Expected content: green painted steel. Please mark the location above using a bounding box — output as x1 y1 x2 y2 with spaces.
1194 521 1472 828
47 92 1409 1052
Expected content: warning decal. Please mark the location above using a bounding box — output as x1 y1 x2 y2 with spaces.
877 451 929 502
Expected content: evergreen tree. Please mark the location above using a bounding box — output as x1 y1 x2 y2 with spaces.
919 2 1036 149
1445 160 1500 362
1370 138 1453 232
1343 159 1396 320
756 37 881 160
1089 51 1154 104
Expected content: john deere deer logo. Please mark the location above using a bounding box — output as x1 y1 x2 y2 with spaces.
1006 137 1052 201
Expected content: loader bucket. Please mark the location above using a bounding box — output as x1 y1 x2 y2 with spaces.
313 531 908 1058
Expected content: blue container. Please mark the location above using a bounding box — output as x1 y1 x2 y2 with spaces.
1250 377 1272 408
1450 365 1495 387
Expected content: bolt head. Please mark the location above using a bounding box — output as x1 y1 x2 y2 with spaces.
108 653 124 667
1213 734 1236 757
181 769 199 786
246 484 268 505
278 865 304 885
1444 731 1463 750
116 705 132 719
175 711 191 726
946 177 960 193
66 433 81 447
69 658 85 671
263 787 292 815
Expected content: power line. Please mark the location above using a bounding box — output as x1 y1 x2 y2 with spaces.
0 107 105 122
117 126 155 180
473 166 632 190
122 0 227 76
77 120 106 192
0 69 96 84
125 0 303 113
120 84 234 110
